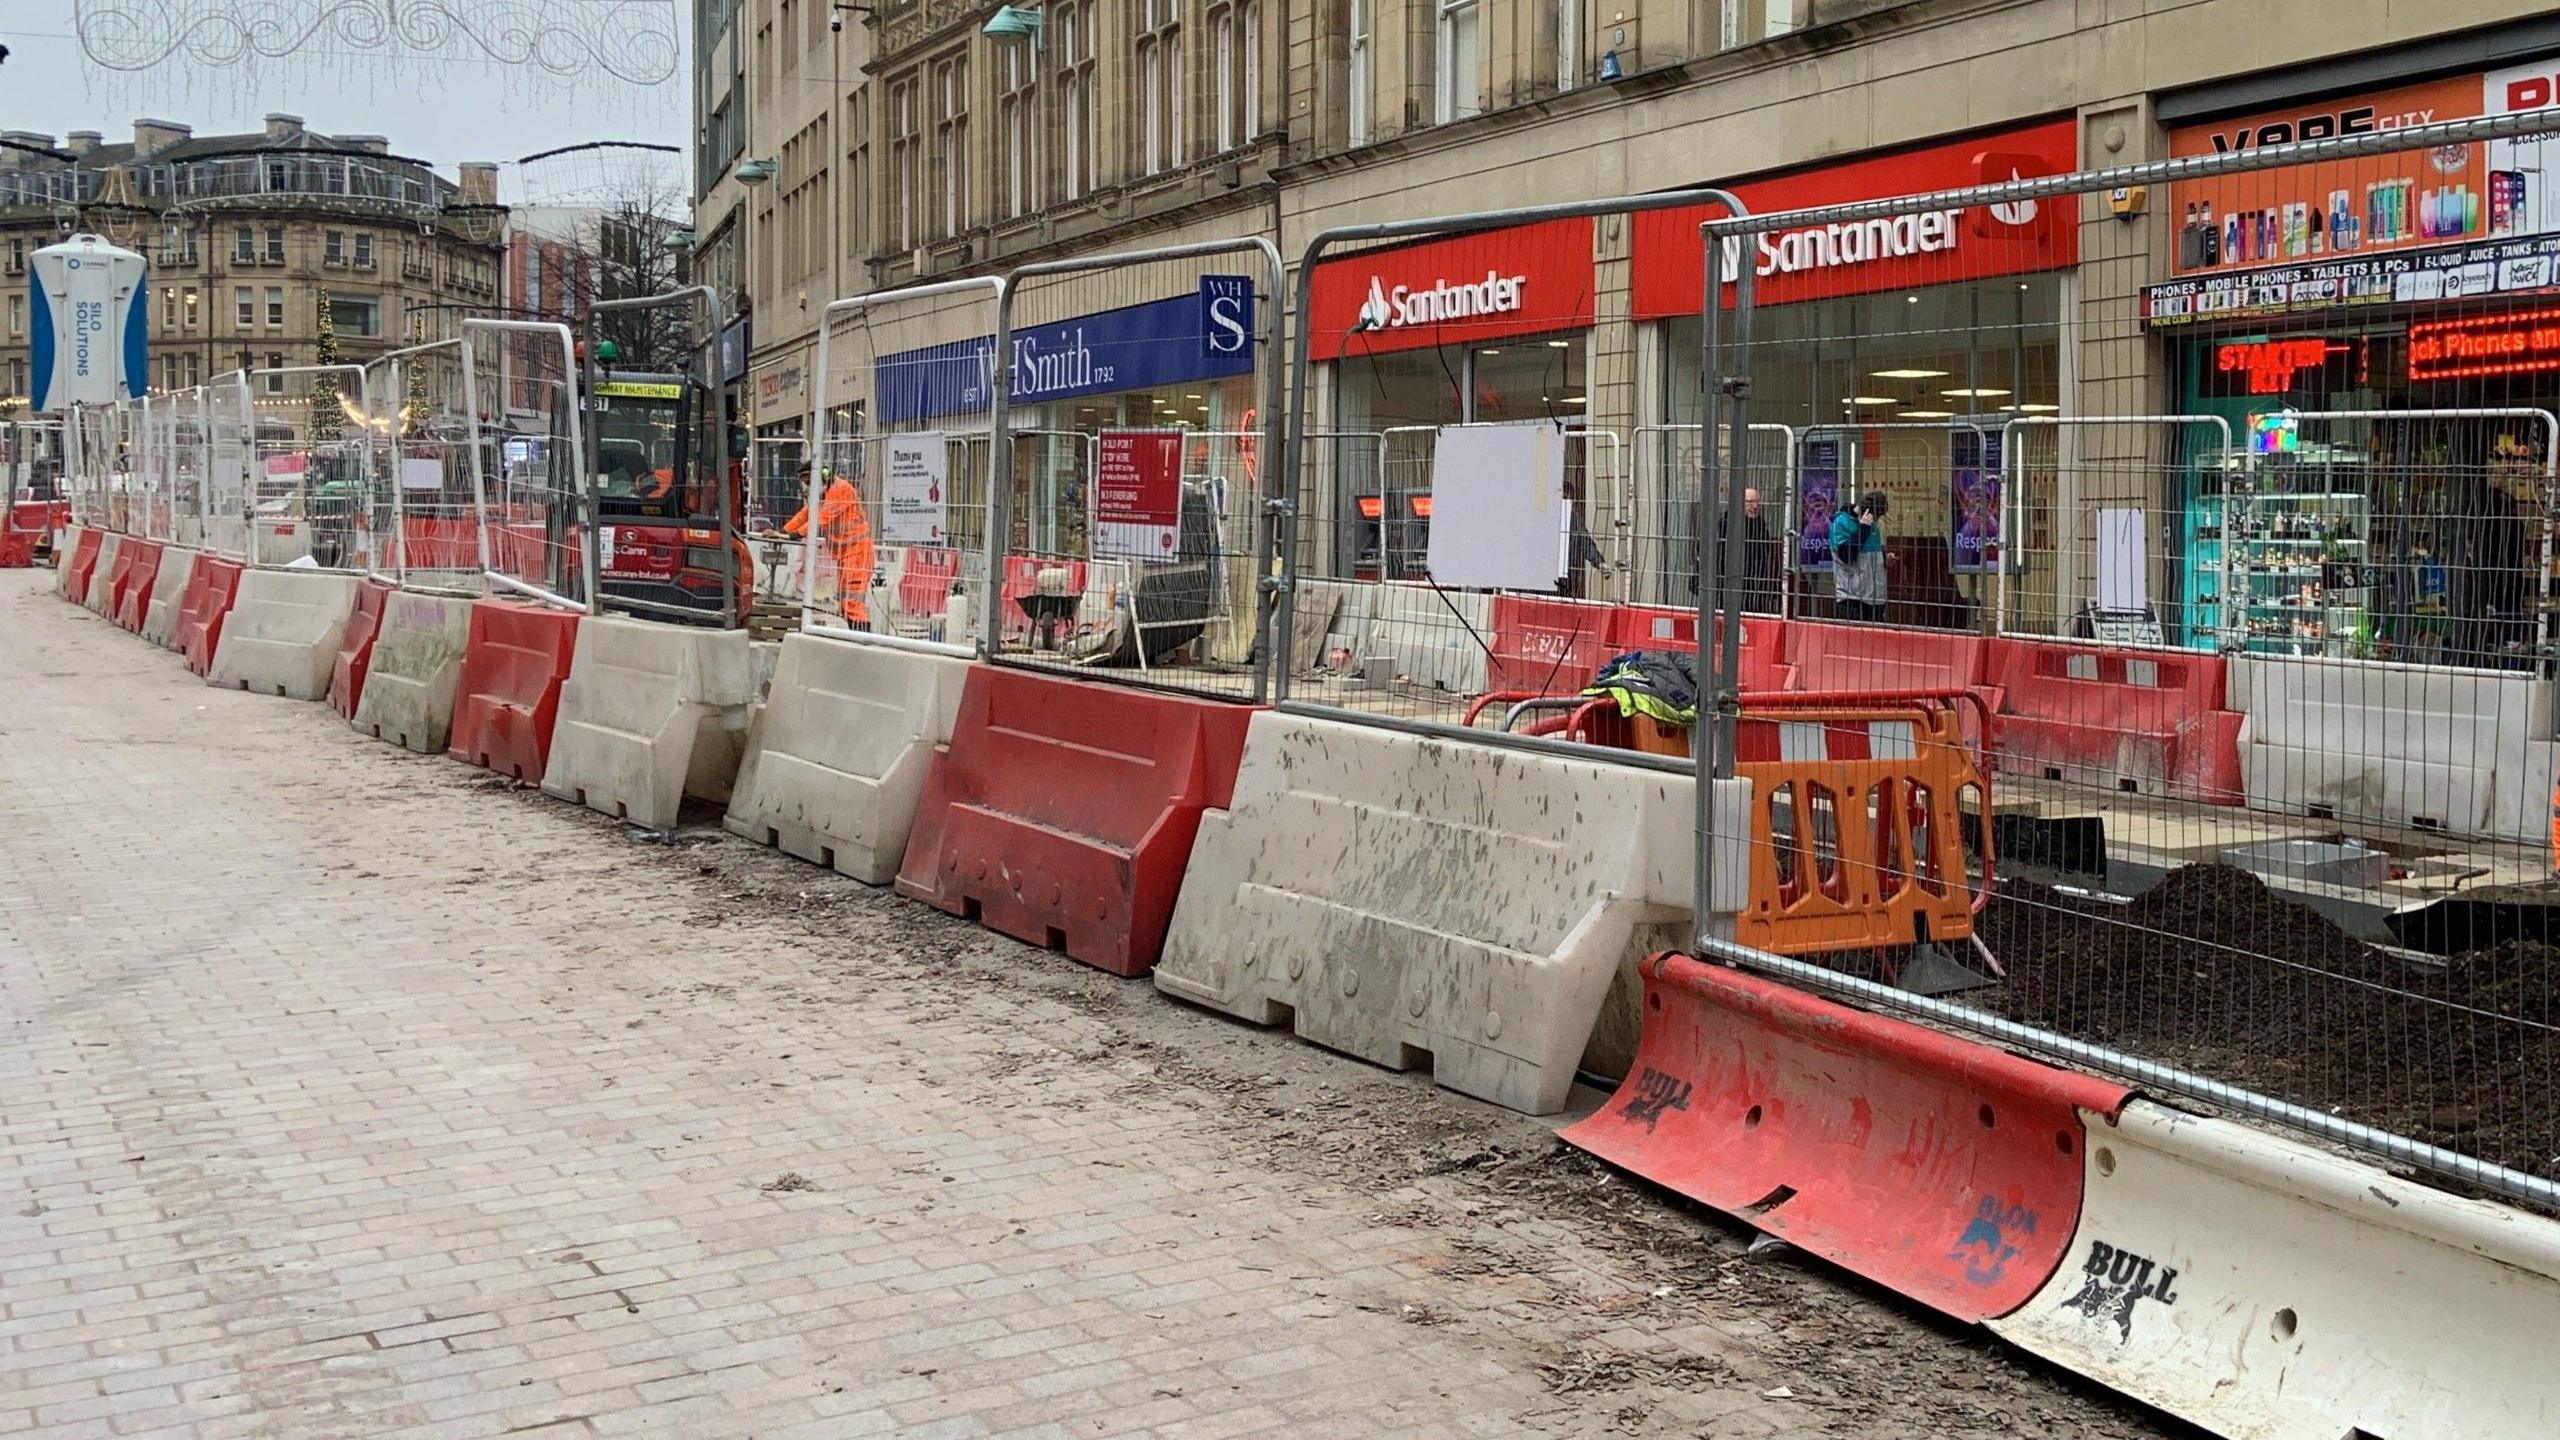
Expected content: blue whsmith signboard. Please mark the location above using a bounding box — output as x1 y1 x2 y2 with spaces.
877 277 1254 424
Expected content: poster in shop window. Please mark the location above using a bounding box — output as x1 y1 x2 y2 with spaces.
1795 437 1844 572
882 433 948 546
1948 429 2003 573
1425 421 1570 591
1094 429 1185 560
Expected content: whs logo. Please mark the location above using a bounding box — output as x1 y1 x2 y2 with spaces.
1356 276 1393 331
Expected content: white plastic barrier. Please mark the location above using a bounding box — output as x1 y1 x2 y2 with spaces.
541 615 754 828
1153 708 1748 1115
54 527 86 598
205 569 360 700
353 591 475 753
2229 654 2555 842
723 633 969 883
1989 1101 2560 1440
79 532 123 613
1367 582 1493 694
140 546 200 648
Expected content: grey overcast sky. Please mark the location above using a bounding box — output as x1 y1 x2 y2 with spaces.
0 1 691 203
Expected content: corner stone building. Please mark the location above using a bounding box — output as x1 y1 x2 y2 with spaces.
0 113 504 438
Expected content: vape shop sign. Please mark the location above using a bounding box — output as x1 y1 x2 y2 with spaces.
2144 56 2560 325
1095 430 1184 560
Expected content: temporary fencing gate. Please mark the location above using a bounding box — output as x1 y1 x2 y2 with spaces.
460 318 590 613
1683 110 2560 1217
982 238 1287 696
356 337 482 592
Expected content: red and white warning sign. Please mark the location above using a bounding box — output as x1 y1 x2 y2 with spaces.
1094 429 1183 560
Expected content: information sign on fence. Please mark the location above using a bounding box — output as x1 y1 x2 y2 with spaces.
882 434 949 545
1094 430 1183 559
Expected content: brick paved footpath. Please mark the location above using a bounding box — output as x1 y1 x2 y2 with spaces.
0 572 2163 1440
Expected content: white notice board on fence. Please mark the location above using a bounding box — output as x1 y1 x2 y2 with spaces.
399 457 443 491
883 433 948 545
1425 421 1569 591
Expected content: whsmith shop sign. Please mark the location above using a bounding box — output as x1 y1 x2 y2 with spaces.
876 278 1254 424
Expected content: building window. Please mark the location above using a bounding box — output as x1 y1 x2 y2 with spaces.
183 287 199 329
162 355 177 392
846 89 872 270
325 230 345 264
266 227 285 263
1557 0 1579 91
354 233 373 268
235 226 256 262
1056 3 1097 199
1437 0 1481 123
266 356 285 393
932 56 968 239
1000 42 1034 219
1213 8 1236 153
185 353 200 388
330 296 380 339
1136 0 1181 174
236 286 255 328
1243 2 1262 142
1722 0 1799 47
267 287 285 328
161 286 177 328
7 293 23 337
891 80 919 251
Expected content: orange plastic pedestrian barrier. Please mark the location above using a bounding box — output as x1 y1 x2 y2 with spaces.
1732 692 1991 957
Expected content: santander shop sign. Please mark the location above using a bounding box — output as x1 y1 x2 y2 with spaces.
1311 216 1595 360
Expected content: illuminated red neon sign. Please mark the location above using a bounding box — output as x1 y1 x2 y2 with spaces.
2408 309 2560 382
2216 338 2344 394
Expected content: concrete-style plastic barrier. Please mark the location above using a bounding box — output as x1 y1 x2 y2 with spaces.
1989 1100 2560 1440
205 569 361 700
1154 710 1748 1115
79 533 123 614
327 580 394 721
107 539 163 632
447 602 582 783
140 545 199 648
176 557 246 677
724 633 968 883
353 590 476 754
2229 653 2555 841
541 614 755 828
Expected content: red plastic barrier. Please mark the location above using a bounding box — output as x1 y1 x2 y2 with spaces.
108 539 163 632
1607 605 1796 692
1786 620 2001 746
1563 954 2131 1322
398 516 481 570
176 557 246 677
1485 594 1616 693
328 579 394 722
61 528 103 603
1987 638 2243 804
897 546 963 618
446 601 582 783
895 666 1255 978
0 503 47 568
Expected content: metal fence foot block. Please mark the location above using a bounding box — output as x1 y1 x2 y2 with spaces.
327 580 393 721
140 546 198 648
1155 711 1742 1115
724 633 969 886
894 664 1255 978
446 601 582 785
540 615 754 830
1562 954 2132 1319
1989 1101 2560 1440
205 569 361 701
355 591 477 754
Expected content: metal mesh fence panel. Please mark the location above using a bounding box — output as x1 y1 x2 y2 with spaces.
801 277 1005 653
202 375 253 561
242 364 369 569
1686 111 2560 1210
462 320 589 612
985 240 1284 695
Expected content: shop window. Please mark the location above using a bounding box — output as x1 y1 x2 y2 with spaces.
1435 0 1481 124
331 297 380 339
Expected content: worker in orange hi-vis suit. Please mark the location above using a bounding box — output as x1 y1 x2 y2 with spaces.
784 471 875 629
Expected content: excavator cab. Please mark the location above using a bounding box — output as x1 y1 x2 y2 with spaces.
579 349 748 629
